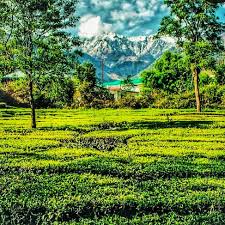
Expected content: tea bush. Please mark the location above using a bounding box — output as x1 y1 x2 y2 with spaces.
1 108 225 224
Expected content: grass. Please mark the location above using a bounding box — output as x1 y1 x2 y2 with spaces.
0 108 225 224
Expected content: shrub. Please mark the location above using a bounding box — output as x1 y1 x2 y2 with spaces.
2 79 29 105
142 85 225 109
115 95 152 109
1 77 75 108
34 77 75 108
73 82 114 109
215 64 225 85
141 51 192 94
201 84 225 108
199 71 216 86
152 90 195 109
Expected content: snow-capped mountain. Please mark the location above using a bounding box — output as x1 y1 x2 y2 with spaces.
81 32 175 81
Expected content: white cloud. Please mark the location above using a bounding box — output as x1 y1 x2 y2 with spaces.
78 0 170 37
78 15 113 38
160 4 168 12
122 3 133 10
111 10 137 21
90 0 113 8
136 0 146 9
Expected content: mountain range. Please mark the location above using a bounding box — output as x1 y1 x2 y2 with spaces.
80 32 175 81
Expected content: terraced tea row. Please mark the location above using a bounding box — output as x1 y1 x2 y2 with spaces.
0 108 225 224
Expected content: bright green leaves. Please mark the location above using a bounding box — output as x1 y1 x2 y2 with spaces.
141 51 192 93
0 0 81 127
159 0 224 59
158 0 225 111
1 108 225 223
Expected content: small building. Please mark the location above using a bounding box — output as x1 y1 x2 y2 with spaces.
103 78 143 100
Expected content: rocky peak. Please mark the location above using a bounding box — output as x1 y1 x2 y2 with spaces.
80 33 175 81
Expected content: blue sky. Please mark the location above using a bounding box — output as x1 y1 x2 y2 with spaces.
77 0 225 37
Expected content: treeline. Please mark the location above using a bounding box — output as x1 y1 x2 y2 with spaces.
0 62 113 109
141 51 225 109
1 51 224 110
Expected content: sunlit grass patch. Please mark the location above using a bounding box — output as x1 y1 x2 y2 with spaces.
25 130 75 141
0 147 32 154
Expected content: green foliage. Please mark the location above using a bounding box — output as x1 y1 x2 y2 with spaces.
199 71 216 86
0 39 19 78
73 62 113 108
1 108 225 223
151 90 196 109
158 0 224 53
158 0 225 66
141 51 192 93
158 0 225 111
215 64 225 85
0 77 75 108
115 95 152 109
143 86 225 109
0 0 81 127
140 51 224 110
34 76 75 108
0 6 20 78
1 79 29 105
75 62 96 88
1 0 81 76
74 62 97 107
201 84 225 108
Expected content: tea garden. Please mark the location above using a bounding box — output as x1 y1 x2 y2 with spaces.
0 108 225 224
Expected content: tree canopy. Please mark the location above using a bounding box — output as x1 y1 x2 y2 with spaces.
158 0 225 112
0 0 81 127
141 51 192 93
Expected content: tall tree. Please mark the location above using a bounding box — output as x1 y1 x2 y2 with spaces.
158 0 225 112
0 0 81 128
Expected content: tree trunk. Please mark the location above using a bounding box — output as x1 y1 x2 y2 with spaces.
26 27 36 128
192 65 201 112
28 75 36 128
